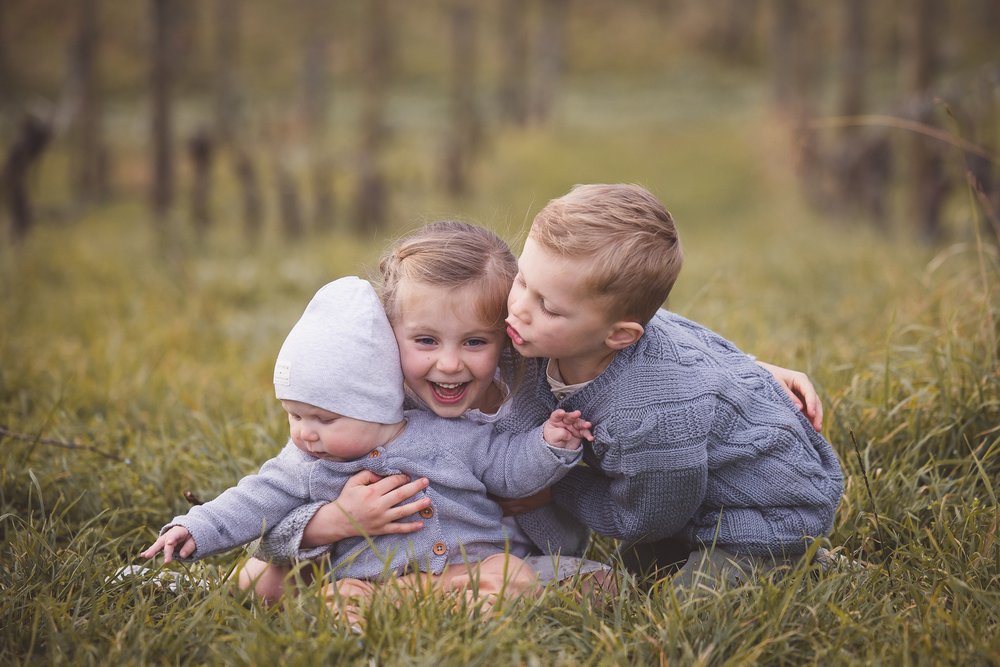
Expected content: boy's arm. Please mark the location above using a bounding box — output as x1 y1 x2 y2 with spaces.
475 422 582 499
146 445 312 561
550 445 708 543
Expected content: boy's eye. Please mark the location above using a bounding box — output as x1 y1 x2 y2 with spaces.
539 300 559 317
320 418 335 425
290 414 301 421
515 273 526 287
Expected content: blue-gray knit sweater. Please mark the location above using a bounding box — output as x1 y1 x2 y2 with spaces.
507 310 843 557
162 409 579 579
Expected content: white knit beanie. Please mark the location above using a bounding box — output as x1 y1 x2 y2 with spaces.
273 276 404 424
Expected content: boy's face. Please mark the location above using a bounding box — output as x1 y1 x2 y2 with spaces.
392 282 506 418
506 237 620 371
282 400 387 461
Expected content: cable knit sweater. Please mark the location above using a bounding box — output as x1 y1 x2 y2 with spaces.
162 409 579 580
504 309 843 557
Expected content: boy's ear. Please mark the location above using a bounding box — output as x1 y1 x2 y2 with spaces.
605 321 644 350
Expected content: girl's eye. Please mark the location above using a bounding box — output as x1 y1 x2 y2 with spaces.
466 338 488 348
539 300 559 317
415 336 436 346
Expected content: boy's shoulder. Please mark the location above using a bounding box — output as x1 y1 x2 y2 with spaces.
619 309 745 367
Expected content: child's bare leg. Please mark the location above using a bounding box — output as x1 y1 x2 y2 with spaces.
443 553 539 614
233 556 293 605
323 577 376 630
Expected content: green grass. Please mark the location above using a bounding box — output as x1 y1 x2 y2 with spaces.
3 71 1000 664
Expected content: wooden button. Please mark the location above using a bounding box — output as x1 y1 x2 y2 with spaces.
368 450 381 458
419 506 434 518
432 542 447 555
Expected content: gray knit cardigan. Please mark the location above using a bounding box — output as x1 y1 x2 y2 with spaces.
161 409 579 580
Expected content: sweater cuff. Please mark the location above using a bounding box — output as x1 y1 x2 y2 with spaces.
252 501 327 563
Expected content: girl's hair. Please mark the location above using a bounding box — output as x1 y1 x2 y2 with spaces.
377 220 518 330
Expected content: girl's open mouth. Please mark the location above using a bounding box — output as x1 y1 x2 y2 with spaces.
430 381 469 404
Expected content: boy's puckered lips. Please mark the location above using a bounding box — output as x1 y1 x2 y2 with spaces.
506 323 525 346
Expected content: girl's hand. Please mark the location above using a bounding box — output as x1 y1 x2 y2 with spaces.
301 471 432 548
756 361 824 431
543 409 593 450
140 525 196 563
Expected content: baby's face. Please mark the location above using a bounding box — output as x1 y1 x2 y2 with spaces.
391 281 506 418
281 400 385 461
506 236 618 365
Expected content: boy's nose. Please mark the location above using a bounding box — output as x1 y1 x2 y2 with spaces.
301 426 319 441
508 289 530 324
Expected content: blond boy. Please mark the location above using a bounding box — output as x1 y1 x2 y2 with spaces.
502 183 843 584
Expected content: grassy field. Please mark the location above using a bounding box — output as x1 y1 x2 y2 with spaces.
2 68 999 664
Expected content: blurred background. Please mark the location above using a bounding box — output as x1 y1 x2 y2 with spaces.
2 0 997 247
3 6 1000 661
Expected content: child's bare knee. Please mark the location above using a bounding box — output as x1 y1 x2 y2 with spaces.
235 558 289 605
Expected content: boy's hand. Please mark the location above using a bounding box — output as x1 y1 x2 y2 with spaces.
492 487 553 516
301 471 432 548
140 525 196 563
757 361 824 431
543 408 593 450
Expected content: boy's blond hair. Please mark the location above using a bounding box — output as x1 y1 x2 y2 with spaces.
529 183 683 324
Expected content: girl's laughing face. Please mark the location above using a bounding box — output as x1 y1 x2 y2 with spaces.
392 281 505 418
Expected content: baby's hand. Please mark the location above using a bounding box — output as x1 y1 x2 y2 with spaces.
543 409 593 450
140 525 197 563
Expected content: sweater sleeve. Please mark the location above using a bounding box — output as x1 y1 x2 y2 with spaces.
252 501 329 563
161 444 312 560
552 440 708 541
475 425 581 499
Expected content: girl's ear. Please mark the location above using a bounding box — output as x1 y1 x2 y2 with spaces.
605 321 644 350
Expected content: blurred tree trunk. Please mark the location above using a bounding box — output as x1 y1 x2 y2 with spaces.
900 0 949 241
708 0 760 62
234 148 264 241
529 0 567 125
213 0 264 241
443 2 482 198
830 0 890 228
0 2 10 100
150 0 175 222
214 0 241 146
355 0 390 233
187 128 214 235
276 161 305 239
769 1 825 206
837 0 865 120
769 0 798 110
497 0 529 126
3 113 52 242
72 0 108 206
301 0 334 231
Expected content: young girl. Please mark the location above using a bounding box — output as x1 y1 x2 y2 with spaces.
244 220 825 598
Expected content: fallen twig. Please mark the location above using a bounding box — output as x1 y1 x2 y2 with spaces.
0 425 126 463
